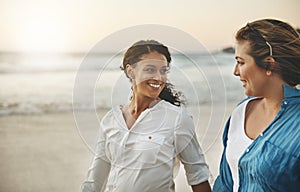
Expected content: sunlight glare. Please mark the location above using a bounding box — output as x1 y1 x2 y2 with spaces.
20 14 67 53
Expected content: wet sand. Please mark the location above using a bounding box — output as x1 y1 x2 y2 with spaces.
0 103 236 192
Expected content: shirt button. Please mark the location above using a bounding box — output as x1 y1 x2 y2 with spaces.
283 101 288 105
246 148 250 152
260 133 263 137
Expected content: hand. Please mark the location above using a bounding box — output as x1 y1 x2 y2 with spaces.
191 181 211 192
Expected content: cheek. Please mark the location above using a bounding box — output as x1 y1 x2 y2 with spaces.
136 73 168 83
134 70 151 80
134 72 149 84
161 74 168 82
240 66 252 78
135 75 153 85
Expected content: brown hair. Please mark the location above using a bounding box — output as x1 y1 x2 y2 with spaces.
121 40 185 106
236 19 300 86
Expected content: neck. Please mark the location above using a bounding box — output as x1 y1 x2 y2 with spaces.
128 94 160 118
261 97 282 114
260 82 285 114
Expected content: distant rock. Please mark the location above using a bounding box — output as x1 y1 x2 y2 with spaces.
222 46 235 54
220 29 300 53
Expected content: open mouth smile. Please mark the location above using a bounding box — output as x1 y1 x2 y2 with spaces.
240 79 246 86
148 83 161 88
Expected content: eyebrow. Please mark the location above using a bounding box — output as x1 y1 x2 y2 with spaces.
235 56 244 60
144 64 168 68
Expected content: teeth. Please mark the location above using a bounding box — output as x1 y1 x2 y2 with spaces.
149 83 160 88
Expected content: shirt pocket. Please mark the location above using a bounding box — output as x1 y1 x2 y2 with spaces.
134 134 165 164
250 141 296 190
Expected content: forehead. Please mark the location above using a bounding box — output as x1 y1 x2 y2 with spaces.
136 59 168 68
140 51 167 61
137 52 168 67
235 40 251 58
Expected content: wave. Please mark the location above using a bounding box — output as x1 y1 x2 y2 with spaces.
0 51 245 115
0 52 234 73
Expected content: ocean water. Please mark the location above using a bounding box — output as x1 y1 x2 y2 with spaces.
0 51 245 116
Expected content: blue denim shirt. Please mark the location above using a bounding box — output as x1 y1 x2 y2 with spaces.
213 85 300 192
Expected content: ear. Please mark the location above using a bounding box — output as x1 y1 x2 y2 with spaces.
264 56 276 76
125 64 134 79
264 56 276 70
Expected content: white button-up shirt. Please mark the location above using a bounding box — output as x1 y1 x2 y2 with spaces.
82 100 209 192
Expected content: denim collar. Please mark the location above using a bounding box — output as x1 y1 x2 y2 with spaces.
283 84 300 98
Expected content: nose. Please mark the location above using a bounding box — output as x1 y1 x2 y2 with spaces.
153 71 168 83
153 71 162 81
233 64 240 76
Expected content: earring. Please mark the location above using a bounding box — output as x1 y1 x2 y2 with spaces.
266 70 272 76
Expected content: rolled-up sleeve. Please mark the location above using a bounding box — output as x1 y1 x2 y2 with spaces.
81 126 111 192
175 107 210 185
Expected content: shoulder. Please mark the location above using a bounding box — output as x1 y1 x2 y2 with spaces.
159 100 193 127
99 107 117 128
271 102 300 157
158 100 184 118
164 100 193 117
159 100 182 112
160 100 191 115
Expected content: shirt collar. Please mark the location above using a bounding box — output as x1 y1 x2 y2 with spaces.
283 84 300 98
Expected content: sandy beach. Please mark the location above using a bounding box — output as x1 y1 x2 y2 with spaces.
0 102 237 192
0 112 94 192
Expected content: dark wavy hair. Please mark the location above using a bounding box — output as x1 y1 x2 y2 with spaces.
121 40 185 106
236 19 300 86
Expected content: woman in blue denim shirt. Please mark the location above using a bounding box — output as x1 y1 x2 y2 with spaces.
213 19 300 191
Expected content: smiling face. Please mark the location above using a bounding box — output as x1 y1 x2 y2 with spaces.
126 51 169 100
234 41 270 97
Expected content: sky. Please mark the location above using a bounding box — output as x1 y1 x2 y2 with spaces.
0 0 299 53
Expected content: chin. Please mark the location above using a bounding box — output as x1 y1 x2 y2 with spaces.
244 89 252 97
149 94 161 99
244 90 258 97
244 92 252 97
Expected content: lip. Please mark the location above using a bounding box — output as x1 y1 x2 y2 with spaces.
240 79 246 87
148 83 161 89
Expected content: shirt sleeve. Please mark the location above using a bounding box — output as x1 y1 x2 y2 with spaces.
175 107 210 186
81 123 111 192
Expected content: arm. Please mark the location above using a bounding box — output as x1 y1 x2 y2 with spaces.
175 107 211 191
213 117 234 192
81 156 111 192
81 126 111 192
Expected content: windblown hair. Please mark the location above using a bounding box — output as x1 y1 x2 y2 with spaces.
121 40 185 106
236 19 300 86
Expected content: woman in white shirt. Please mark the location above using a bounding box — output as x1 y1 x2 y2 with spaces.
81 40 211 192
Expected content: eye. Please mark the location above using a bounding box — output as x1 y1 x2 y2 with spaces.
236 60 244 65
160 67 170 74
145 67 156 73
